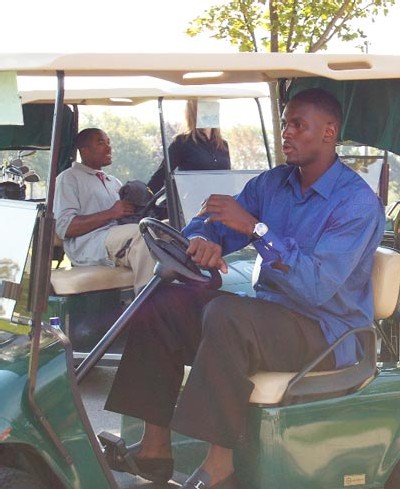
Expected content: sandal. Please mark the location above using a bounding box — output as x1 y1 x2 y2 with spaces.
104 441 173 483
181 468 240 489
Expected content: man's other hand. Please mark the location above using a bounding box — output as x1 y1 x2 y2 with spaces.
109 200 135 220
198 195 257 236
186 237 228 274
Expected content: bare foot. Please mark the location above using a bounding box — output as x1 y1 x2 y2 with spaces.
137 422 173 459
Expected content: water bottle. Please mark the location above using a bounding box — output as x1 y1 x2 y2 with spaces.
49 316 62 331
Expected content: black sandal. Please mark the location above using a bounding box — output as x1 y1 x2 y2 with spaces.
181 468 240 489
99 433 173 483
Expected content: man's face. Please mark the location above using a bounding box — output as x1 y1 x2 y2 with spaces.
80 130 112 170
281 100 336 167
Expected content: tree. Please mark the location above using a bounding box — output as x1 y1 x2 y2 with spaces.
226 125 270 170
80 112 179 183
187 0 396 165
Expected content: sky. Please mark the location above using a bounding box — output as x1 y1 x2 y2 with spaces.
1 0 400 55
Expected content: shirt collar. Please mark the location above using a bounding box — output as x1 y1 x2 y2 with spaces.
286 156 343 200
73 161 110 179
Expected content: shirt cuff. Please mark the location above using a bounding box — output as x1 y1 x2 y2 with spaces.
187 235 208 241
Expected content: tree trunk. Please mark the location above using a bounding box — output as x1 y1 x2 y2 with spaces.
268 81 284 166
269 2 283 166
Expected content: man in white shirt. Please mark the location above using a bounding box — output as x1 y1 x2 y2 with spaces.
54 128 155 293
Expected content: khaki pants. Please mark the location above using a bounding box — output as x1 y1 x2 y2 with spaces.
105 223 155 294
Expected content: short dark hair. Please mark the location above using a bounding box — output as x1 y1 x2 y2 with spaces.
75 128 102 151
290 88 342 129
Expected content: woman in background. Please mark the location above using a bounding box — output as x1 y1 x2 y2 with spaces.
147 99 231 194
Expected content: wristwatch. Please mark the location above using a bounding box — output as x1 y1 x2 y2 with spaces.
252 222 268 240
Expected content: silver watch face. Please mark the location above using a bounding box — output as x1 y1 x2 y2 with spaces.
254 222 268 237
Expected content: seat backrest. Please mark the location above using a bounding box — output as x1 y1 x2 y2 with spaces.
372 246 400 320
174 169 261 224
248 247 400 406
53 233 64 248
52 233 65 269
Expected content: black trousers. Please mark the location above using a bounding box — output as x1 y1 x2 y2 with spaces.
105 283 335 448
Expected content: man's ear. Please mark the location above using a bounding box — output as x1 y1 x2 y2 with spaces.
79 147 88 160
323 121 338 143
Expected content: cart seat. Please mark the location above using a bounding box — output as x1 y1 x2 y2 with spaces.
51 266 135 295
50 233 135 295
249 246 400 406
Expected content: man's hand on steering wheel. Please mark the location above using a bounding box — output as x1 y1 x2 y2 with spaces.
186 237 228 274
139 218 222 289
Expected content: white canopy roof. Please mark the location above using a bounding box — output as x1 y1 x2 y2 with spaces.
2 53 400 83
20 83 268 105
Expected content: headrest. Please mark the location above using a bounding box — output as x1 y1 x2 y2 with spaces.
372 246 400 320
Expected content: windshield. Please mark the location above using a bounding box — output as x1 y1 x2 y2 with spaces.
0 200 39 324
338 144 386 194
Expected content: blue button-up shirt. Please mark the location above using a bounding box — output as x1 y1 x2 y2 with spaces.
183 158 385 367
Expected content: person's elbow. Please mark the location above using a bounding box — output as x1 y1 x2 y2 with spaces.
63 217 81 238
64 227 74 238
55 215 70 240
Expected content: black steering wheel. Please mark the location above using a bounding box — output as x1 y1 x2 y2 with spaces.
140 187 167 221
139 217 222 289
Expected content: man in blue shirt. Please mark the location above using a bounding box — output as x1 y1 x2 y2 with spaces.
105 88 385 489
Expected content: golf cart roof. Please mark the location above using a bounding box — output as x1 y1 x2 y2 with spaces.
20 83 268 106
2 52 400 82
5 51 400 161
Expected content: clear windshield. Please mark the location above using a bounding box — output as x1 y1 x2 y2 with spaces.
0 200 39 323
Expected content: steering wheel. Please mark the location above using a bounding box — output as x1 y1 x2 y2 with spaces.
140 187 167 221
139 217 222 289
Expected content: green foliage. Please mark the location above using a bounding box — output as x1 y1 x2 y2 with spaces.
226 125 270 169
388 154 400 204
0 150 49 182
81 113 273 177
187 0 396 53
187 0 396 166
0 113 180 191
187 0 264 52
3 109 400 204
81 113 271 178
0 112 274 186
80 112 179 184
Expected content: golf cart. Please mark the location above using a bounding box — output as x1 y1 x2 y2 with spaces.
1 53 400 489
11 82 269 361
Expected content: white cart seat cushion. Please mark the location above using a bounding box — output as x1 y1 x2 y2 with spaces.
51 265 135 295
249 369 349 405
248 247 400 406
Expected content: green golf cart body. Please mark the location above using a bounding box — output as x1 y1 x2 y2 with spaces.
1 53 400 489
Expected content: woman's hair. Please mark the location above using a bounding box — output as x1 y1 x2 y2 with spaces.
181 99 226 151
